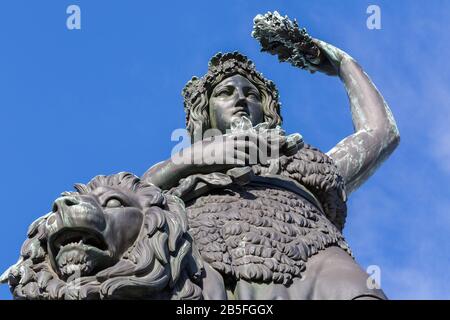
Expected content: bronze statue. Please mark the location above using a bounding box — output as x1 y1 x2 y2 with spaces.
1 173 205 299
1 12 399 300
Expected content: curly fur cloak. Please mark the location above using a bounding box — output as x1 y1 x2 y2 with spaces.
185 143 350 286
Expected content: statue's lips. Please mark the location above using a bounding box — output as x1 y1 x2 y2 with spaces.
232 107 248 116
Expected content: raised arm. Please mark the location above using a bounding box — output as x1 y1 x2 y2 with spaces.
252 12 400 196
319 41 400 195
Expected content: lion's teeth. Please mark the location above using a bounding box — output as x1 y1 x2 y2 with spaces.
67 265 75 274
61 256 67 265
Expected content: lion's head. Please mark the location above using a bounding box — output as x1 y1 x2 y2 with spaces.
1 172 204 300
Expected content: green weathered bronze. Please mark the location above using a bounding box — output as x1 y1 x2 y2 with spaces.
1 11 399 300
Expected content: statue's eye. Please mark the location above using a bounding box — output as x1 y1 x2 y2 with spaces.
247 90 261 101
216 87 233 97
105 198 124 208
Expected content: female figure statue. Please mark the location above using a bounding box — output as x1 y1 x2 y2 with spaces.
143 12 399 300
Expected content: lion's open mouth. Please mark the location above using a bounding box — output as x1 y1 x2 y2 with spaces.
49 228 112 278
52 229 108 252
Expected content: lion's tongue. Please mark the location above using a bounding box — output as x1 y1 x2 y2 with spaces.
56 245 97 278
56 244 88 268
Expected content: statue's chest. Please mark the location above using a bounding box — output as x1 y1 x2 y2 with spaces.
185 184 347 284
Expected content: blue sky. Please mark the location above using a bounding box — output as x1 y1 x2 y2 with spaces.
1 0 449 299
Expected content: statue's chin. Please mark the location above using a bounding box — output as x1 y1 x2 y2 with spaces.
55 243 113 279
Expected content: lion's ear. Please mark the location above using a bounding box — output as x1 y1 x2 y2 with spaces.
165 195 188 233
137 190 166 209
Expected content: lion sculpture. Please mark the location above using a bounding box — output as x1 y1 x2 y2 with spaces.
0 172 217 300
2 171 386 300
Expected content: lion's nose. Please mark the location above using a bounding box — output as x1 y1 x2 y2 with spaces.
52 196 80 212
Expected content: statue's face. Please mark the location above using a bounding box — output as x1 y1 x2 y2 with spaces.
209 74 264 133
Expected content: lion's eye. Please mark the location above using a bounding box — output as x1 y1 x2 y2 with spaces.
105 198 123 208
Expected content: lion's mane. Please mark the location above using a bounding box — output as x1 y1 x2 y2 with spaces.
3 173 204 300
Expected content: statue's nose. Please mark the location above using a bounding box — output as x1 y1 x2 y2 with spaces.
52 196 80 212
235 91 248 109
236 88 246 101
